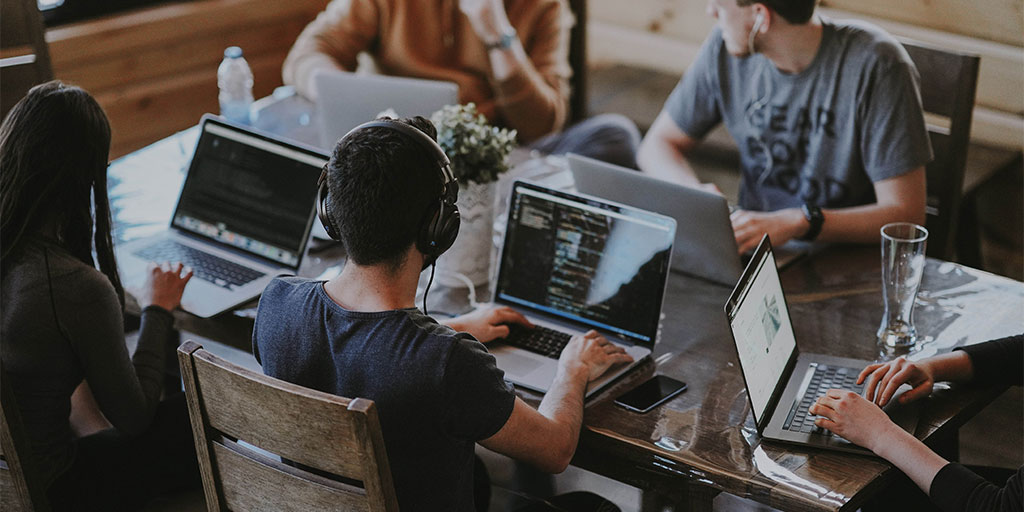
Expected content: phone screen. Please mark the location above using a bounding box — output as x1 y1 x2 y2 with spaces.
614 375 687 413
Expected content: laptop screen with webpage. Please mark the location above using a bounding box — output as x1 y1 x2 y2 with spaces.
171 118 327 269
494 181 675 346
726 240 798 426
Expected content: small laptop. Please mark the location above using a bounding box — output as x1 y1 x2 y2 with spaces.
568 153 742 285
313 70 459 151
116 115 328 318
488 181 676 398
725 235 919 453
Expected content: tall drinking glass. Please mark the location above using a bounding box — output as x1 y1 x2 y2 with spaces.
877 222 928 348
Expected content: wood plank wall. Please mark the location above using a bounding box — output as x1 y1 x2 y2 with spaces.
588 0 1024 150
46 0 328 158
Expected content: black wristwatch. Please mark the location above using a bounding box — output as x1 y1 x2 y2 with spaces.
800 203 824 241
484 28 518 51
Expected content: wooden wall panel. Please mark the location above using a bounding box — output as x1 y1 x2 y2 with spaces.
46 0 328 158
821 0 1024 48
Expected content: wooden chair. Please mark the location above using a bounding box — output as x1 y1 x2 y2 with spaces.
900 39 980 260
567 0 588 124
177 341 399 511
1 0 53 119
1 365 51 512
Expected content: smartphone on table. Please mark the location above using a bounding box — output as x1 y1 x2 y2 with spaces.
614 375 687 413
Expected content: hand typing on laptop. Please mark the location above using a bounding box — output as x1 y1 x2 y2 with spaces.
137 261 193 312
440 305 534 343
557 331 634 382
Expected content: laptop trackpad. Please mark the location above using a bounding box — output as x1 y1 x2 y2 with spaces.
497 351 545 376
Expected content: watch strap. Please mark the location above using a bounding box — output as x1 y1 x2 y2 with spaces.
800 203 824 241
484 28 518 50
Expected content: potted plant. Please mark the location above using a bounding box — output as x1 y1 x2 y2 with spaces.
430 103 517 286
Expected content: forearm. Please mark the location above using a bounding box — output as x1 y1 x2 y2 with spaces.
636 136 702 188
282 0 371 100
815 201 924 244
534 366 589 469
872 424 949 493
489 45 568 142
923 351 975 383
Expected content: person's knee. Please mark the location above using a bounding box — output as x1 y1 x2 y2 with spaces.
560 113 641 169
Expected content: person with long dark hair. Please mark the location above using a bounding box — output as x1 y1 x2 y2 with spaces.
1 81 199 509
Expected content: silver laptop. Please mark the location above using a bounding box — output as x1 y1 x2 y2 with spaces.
116 115 328 318
725 235 919 453
569 153 742 286
488 181 676 398
313 70 458 151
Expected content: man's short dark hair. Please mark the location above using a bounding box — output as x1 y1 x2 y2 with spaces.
326 116 442 270
737 0 817 24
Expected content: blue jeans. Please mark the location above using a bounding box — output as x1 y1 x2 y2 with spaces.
529 113 641 170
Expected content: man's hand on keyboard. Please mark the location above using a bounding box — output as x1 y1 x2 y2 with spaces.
558 330 634 383
139 261 193 312
443 306 533 343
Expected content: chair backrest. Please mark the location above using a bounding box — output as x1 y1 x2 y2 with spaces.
567 0 588 124
177 341 399 512
0 365 51 512
900 39 980 260
0 0 53 119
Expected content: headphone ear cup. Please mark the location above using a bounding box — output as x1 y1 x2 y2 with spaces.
316 171 341 241
416 199 460 263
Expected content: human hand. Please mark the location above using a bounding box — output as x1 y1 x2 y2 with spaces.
557 330 634 383
459 0 513 43
730 207 807 254
446 306 533 343
810 389 899 452
858 356 935 407
138 262 193 312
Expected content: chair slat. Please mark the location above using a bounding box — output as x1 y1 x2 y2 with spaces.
212 441 370 512
192 352 367 479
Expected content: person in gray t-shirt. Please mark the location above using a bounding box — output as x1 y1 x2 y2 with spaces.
638 0 932 253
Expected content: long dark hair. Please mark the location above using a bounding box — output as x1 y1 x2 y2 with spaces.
0 81 123 306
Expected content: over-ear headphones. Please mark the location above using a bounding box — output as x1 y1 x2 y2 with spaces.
316 119 460 268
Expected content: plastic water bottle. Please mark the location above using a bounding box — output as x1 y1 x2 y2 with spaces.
217 46 253 124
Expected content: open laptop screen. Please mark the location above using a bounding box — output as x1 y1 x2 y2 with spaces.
725 239 798 425
495 182 675 345
171 119 327 268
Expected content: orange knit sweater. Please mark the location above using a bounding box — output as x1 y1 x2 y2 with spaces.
282 0 572 143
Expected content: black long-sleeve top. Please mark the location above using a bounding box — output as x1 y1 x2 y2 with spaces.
929 334 1023 512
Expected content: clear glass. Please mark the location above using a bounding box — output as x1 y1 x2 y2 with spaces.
877 222 928 348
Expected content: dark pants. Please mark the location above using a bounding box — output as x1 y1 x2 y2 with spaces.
529 113 642 170
48 393 201 511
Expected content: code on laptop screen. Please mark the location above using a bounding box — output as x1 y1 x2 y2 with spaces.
495 184 674 344
172 122 325 267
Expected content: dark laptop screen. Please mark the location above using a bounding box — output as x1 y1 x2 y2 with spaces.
495 182 675 345
172 120 326 268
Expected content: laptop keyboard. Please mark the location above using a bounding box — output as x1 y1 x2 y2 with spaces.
134 240 265 290
503 324 573 359
782 364 863 435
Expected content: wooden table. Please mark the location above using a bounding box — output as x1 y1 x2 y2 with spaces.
110 95 1024 512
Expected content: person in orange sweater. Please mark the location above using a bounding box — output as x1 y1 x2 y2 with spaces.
283 0 641 168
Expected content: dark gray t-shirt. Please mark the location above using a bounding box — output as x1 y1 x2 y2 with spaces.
0 236 173 488
252 277 516 511
666 19 932 211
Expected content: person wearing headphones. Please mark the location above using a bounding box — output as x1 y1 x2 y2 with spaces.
251 116 632 511
637 0 932 253
283 0 642 169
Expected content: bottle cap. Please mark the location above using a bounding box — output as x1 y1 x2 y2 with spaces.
224 46 243 59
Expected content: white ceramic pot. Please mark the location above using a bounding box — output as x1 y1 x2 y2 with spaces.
435 179 496 287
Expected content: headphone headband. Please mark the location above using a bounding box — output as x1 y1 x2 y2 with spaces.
342 120 456 187
316 118 461 267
